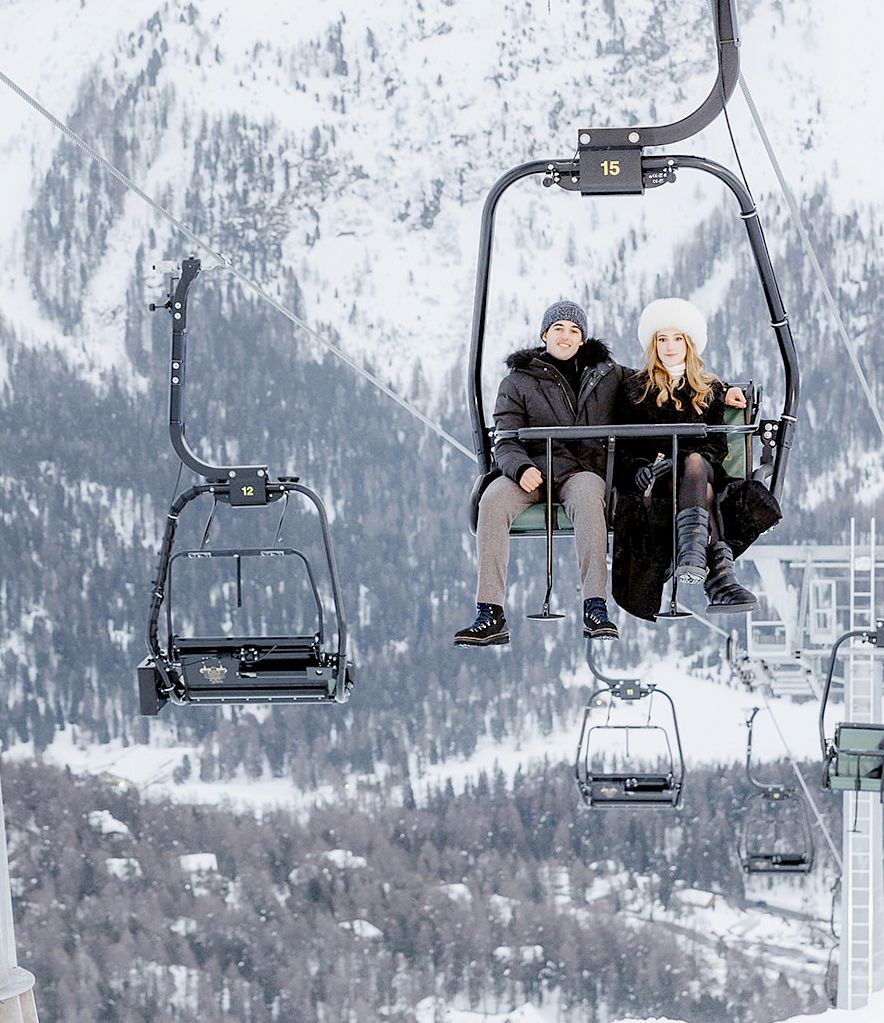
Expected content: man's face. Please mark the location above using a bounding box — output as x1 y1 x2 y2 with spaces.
542 320 583 361
654 328 688 367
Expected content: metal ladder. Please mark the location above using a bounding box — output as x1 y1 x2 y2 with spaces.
840 517 884 1008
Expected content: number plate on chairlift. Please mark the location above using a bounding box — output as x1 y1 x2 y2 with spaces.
229 470 268 506
578 146 643 195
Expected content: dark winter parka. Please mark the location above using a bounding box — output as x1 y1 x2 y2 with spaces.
492 338 632 486
611 370 782 621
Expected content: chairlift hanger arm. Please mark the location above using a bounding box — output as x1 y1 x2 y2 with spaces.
154 256 271 491
578 1 740 151
818 622 884 757
745 706 788 793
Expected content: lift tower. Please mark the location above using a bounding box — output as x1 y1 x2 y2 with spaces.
0 768 37 1021
838 521 884 1008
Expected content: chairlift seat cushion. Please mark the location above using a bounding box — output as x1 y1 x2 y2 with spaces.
829 722 884 791
510 503 574 535
172 635 339 703
578 772 681 807
743 853 812 874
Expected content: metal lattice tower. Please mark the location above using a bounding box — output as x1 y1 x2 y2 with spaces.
839 518 884 1009
0 768 37 1021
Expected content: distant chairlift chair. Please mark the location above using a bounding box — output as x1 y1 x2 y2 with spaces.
137 257 354 715
738 708 814 874
575 647 685 808
819 621 884 796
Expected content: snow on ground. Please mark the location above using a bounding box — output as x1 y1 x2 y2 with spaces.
413 989 884 1023
1 727 342 817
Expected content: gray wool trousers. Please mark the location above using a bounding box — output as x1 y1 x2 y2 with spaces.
475 471 608 606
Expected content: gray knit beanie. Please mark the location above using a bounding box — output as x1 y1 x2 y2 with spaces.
540 300 588 342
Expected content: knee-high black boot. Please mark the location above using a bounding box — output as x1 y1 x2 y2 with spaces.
704 541 758 614
674 507 709 583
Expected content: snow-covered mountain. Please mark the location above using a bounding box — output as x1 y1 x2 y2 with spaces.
0 4 881 1018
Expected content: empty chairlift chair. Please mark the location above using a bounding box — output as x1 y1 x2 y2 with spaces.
820 621 884 795
137 257 354 715
738 708 814 874
575 648 685 808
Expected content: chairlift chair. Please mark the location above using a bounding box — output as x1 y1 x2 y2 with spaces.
738 708 814 874
819 621 884 795
575 648 685 808
466 0 797 622
137 257 354 715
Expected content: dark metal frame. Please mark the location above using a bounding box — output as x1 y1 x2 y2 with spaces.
138 258 353 714
738 707 814 874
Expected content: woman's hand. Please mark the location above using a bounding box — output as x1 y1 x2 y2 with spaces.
519 467 543 493
635 458 672 493
724 386 747 409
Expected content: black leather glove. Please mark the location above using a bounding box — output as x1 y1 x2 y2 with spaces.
635 457 673 493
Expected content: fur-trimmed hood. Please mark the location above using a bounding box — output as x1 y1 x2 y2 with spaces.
505 337 612 372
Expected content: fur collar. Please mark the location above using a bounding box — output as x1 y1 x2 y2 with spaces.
505 336 612 372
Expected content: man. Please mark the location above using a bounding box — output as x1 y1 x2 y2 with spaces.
455 300 626 645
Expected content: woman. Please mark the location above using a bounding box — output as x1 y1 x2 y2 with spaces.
613 297 774 616
454 300 630 646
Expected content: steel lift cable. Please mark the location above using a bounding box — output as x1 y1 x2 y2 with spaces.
0 68 475 462
707 0 881 442
735 71 884 442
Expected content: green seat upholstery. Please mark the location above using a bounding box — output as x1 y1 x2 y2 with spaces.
511 502 574 535
828 723 884 792
721 381 755 480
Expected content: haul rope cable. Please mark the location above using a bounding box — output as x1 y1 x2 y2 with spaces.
735 70 884 442
704 0 883 442
0 68 475 461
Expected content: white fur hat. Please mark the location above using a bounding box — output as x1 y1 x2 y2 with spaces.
637 297 707 355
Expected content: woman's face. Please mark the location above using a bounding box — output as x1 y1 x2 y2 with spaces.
543 320 583 361
654 328 688 367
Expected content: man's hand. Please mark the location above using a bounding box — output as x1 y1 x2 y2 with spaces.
725 386 747 409
519 467 543 493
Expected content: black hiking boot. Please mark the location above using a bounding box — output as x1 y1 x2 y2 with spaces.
675 506 710 583
583 598 619 641
705 541 758 614
454 603 509 646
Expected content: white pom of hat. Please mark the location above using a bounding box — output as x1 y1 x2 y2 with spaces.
637 297 708 355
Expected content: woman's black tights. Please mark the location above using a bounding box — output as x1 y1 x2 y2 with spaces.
678 452 722 541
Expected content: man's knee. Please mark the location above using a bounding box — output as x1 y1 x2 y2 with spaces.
563 473 606 517
478 476 530 523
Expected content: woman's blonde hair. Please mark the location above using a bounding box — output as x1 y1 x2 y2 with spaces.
639 332 716 414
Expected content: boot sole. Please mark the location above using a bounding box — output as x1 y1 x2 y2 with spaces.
454 631 510 647
583 627 619 641
706 602 757 615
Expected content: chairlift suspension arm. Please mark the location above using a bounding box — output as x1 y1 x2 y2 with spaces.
159 257 271 494
818 627 878 757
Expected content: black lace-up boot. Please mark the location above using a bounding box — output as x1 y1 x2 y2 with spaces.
674 507 710 583
704 541 758 614
454 603 509 646
583 598 619 640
